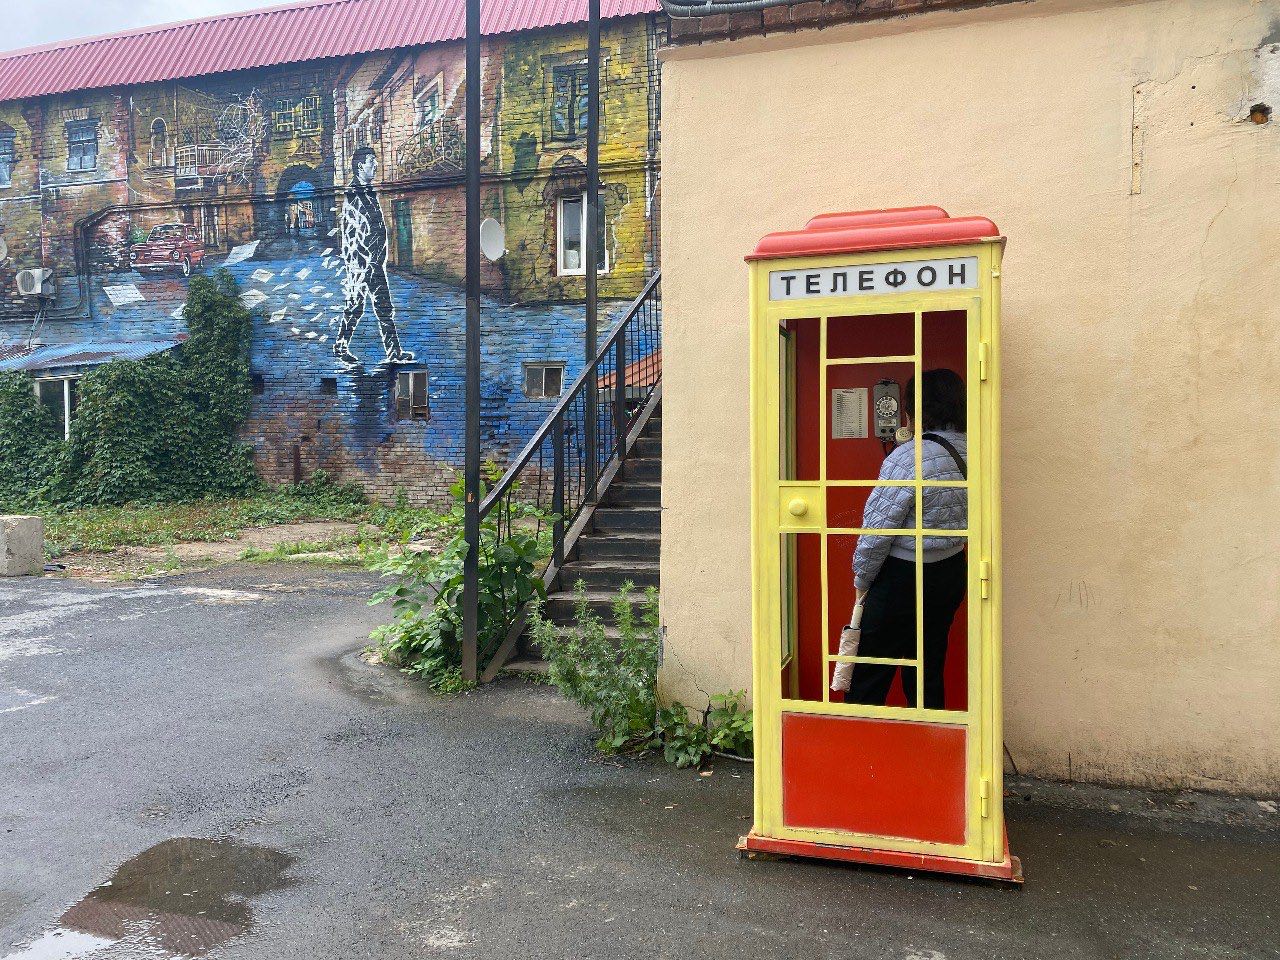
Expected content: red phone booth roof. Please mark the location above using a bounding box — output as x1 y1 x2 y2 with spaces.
747 207 1000 261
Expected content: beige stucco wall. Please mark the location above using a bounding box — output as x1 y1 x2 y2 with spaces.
658 0 1280 794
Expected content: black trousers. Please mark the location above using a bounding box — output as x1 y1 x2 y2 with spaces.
846 551 966 710
338 264 401 353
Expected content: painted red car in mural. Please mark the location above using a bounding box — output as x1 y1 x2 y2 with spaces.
129 224 205 276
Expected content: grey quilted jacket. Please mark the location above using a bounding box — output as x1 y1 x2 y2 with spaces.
853 430 967 591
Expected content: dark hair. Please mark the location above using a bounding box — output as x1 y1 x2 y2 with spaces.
905 368 966 431
351 146 376 176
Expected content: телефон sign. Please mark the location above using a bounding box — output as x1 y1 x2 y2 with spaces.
769 256 978 300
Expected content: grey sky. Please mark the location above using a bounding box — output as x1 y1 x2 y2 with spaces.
5 0 274 53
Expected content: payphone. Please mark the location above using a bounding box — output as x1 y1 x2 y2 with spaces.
742 206 1019 882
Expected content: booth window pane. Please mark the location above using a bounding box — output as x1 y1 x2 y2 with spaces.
824 361 915 482
826 312 914 360
779 318 819 481
838 537 925 709
920 545 970 712
780 532 824 702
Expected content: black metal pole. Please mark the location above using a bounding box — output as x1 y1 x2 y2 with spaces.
583 0 601 500
461 0 482 684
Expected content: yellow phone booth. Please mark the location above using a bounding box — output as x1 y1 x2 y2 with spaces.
741 206 1021 882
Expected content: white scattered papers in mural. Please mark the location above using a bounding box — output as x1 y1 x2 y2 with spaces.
251 268 275 283
240 290 268 309
171 304 186 320
295 267 312 281
223 240 259 266
269 309 287 323
102 283 145 307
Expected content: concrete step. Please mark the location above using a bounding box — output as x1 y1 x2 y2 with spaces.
631 436 661 458
540 589 651 626
622 458 660 482
559 560 660 591
591 506 660 534
574 533 659 562
603 481 660 506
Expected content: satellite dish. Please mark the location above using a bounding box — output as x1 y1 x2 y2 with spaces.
479 217 506 261
0 237 8 262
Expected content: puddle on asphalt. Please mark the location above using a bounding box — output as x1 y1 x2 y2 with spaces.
3 838 294 959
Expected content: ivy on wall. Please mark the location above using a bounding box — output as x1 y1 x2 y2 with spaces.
0 270 260 508
0 372 64 505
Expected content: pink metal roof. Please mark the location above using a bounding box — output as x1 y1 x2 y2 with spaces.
0 0 661 103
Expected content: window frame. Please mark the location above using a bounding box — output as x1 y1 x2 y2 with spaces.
0 127 15 188
522 362 566 400
32 375 80 441
394 369 430 421
273 98 296 137
65 119 99 172
414 79 443 131
296 95 322 135
556 193 609 277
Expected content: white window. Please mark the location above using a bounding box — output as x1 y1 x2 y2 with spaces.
523 363 564 399
556 193 608 277
395 370 429 420
33 376 79 440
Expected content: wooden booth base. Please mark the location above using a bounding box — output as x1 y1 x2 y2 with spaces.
738 830 1024 884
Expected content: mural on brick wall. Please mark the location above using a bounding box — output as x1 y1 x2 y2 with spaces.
0 16 660 505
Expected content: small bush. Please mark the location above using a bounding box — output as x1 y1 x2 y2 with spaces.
369 467 549 693
532 582 662 753
531 582 754 767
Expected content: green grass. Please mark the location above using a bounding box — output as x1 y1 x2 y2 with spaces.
238 534 371 565
23 479 443 559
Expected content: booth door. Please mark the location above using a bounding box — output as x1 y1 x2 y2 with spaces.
766 303 993 862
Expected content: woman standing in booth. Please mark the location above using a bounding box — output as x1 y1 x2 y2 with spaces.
841 368 968 709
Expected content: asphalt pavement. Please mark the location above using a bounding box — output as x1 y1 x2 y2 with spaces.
1 565 1276 960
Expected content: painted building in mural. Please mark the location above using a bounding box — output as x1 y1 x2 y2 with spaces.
0 0 662 505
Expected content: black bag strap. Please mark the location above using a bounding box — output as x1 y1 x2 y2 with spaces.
922 432 967 479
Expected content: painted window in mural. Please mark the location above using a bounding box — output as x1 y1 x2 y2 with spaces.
34 377 79 441
557 194 608 276
66 119 99 171
0 124 14 187
523 363 565 399
415 82 441 129
395 370 430 420
551 63 589 142
148 117 171 167
274 99 295 137
298 96 322 135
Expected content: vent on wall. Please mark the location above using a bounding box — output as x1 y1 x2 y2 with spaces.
831 388 869 440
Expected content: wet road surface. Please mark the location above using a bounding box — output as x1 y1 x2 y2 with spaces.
1 566 1277 959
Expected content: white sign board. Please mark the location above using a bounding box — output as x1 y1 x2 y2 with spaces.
768 256 978 301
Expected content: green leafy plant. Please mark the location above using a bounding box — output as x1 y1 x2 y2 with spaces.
0 371 66 506
706 691 754 758
656 703 710 768
532 585 753 767
532 582 662 753
0 270 261 510
369 467 550 693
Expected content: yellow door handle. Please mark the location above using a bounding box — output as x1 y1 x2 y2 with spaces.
788 498 809 517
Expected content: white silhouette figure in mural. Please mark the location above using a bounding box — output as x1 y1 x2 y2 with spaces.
334 147 414 366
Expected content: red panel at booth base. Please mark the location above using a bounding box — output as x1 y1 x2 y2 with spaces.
781 713 967 846
738 830 1023 884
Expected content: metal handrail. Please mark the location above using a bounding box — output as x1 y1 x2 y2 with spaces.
475 271 662 677
480 269 662 517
